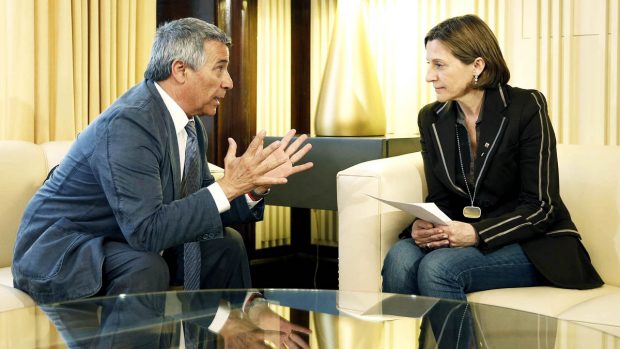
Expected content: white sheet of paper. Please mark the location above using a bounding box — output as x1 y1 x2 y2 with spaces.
365 194 451 226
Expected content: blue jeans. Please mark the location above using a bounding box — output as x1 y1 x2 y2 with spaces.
382 238 547 299
382 239 548 348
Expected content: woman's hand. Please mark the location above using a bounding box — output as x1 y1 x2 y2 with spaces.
412 219 478 249
443 221 478 247
411 219 449 249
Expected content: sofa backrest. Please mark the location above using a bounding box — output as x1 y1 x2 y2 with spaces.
0 141 49 268
556 144 620 287
0 141 73 269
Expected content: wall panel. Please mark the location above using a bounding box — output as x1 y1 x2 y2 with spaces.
507 0 619 145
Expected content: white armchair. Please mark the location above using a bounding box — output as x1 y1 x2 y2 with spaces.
337 144 620 334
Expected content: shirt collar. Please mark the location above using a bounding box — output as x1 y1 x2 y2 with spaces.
154 82 192 134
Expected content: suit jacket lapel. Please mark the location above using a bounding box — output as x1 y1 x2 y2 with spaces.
431 101 467 196
145 80 182 199
473 85 510 194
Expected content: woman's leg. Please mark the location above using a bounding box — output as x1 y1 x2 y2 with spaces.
382 238 427 294
417 243 548 349
417 242 547 300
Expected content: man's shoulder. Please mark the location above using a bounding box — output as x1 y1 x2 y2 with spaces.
99 81 166 123
114 81 161 113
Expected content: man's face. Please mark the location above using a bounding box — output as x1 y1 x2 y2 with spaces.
185 40 233 116
425 39 475 103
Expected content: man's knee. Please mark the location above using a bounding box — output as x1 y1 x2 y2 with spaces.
108 252 170 294
220 227 248 261
224 227 245 249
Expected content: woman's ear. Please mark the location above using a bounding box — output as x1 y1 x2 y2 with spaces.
473 57 486 76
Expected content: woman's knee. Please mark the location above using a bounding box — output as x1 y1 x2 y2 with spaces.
382 239 423 293
417 251 464 297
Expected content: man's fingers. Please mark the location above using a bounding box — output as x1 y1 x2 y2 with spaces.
288 332 309 349
224 138 237 164
289 323 312 335
253 175 288 188
289 162 314 176
254 141 285 169
279 129 296 150
283 133 307 156
247 130 267 155
289 143 312 164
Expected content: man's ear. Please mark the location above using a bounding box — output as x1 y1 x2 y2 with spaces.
170 59 187 83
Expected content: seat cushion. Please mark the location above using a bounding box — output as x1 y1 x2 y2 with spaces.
0 283 34 313
467 285 618 317
558 291 620 337
0 267 13 288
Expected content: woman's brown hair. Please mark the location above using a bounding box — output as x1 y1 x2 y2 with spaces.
425 14 510 88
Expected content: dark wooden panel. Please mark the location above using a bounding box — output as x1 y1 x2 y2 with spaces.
215 0 257 167
157 0 215 24
291 0 311 134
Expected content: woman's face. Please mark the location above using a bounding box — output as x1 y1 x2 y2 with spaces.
425 39 477 103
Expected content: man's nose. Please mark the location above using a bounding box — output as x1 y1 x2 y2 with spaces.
222 72 233 90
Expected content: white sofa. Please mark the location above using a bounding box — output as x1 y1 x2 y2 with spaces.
0 140 74 347
0 140 225 347
337 144 620 337
0 140 74 312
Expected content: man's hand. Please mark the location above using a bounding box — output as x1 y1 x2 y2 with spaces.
220 305 311 349
220 311 282 349
253 129 313 195
247 301 312 349
218 130 290 201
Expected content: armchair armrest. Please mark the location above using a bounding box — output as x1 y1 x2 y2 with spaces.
337 152 426 292
209 163 224 180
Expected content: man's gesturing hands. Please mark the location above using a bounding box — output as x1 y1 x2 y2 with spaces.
218 129 313 201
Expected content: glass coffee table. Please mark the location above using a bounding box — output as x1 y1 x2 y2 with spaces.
1 289 618 348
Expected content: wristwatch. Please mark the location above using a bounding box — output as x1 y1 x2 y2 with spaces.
248 188 270 201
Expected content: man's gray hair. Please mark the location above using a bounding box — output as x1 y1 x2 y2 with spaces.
144 17 231 81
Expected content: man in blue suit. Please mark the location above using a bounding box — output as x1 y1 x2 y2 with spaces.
12 17 312 348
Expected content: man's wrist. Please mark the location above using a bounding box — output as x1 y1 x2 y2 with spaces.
248 188 270 201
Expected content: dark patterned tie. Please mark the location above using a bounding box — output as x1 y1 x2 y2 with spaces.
182 120 202 291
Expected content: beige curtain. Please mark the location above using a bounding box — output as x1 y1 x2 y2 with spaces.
0 0 155 143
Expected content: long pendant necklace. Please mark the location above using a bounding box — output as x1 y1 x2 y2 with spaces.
455 125 482 219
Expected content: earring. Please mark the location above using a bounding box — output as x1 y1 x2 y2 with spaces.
474 74 479 85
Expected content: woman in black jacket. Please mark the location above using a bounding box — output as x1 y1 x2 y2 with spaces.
382 14 602 348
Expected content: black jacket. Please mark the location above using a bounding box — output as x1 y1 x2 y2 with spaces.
417 84 603 289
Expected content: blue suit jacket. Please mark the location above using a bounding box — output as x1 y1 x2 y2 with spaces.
12 80 263 303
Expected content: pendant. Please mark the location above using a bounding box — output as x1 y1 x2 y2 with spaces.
463 206 482 219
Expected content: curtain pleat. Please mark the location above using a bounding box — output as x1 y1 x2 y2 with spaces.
0 0 155 142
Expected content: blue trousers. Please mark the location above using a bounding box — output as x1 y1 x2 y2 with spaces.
44 228 251 349
382 239 548 348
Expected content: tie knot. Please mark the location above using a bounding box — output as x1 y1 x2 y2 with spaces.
185 119 197 139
